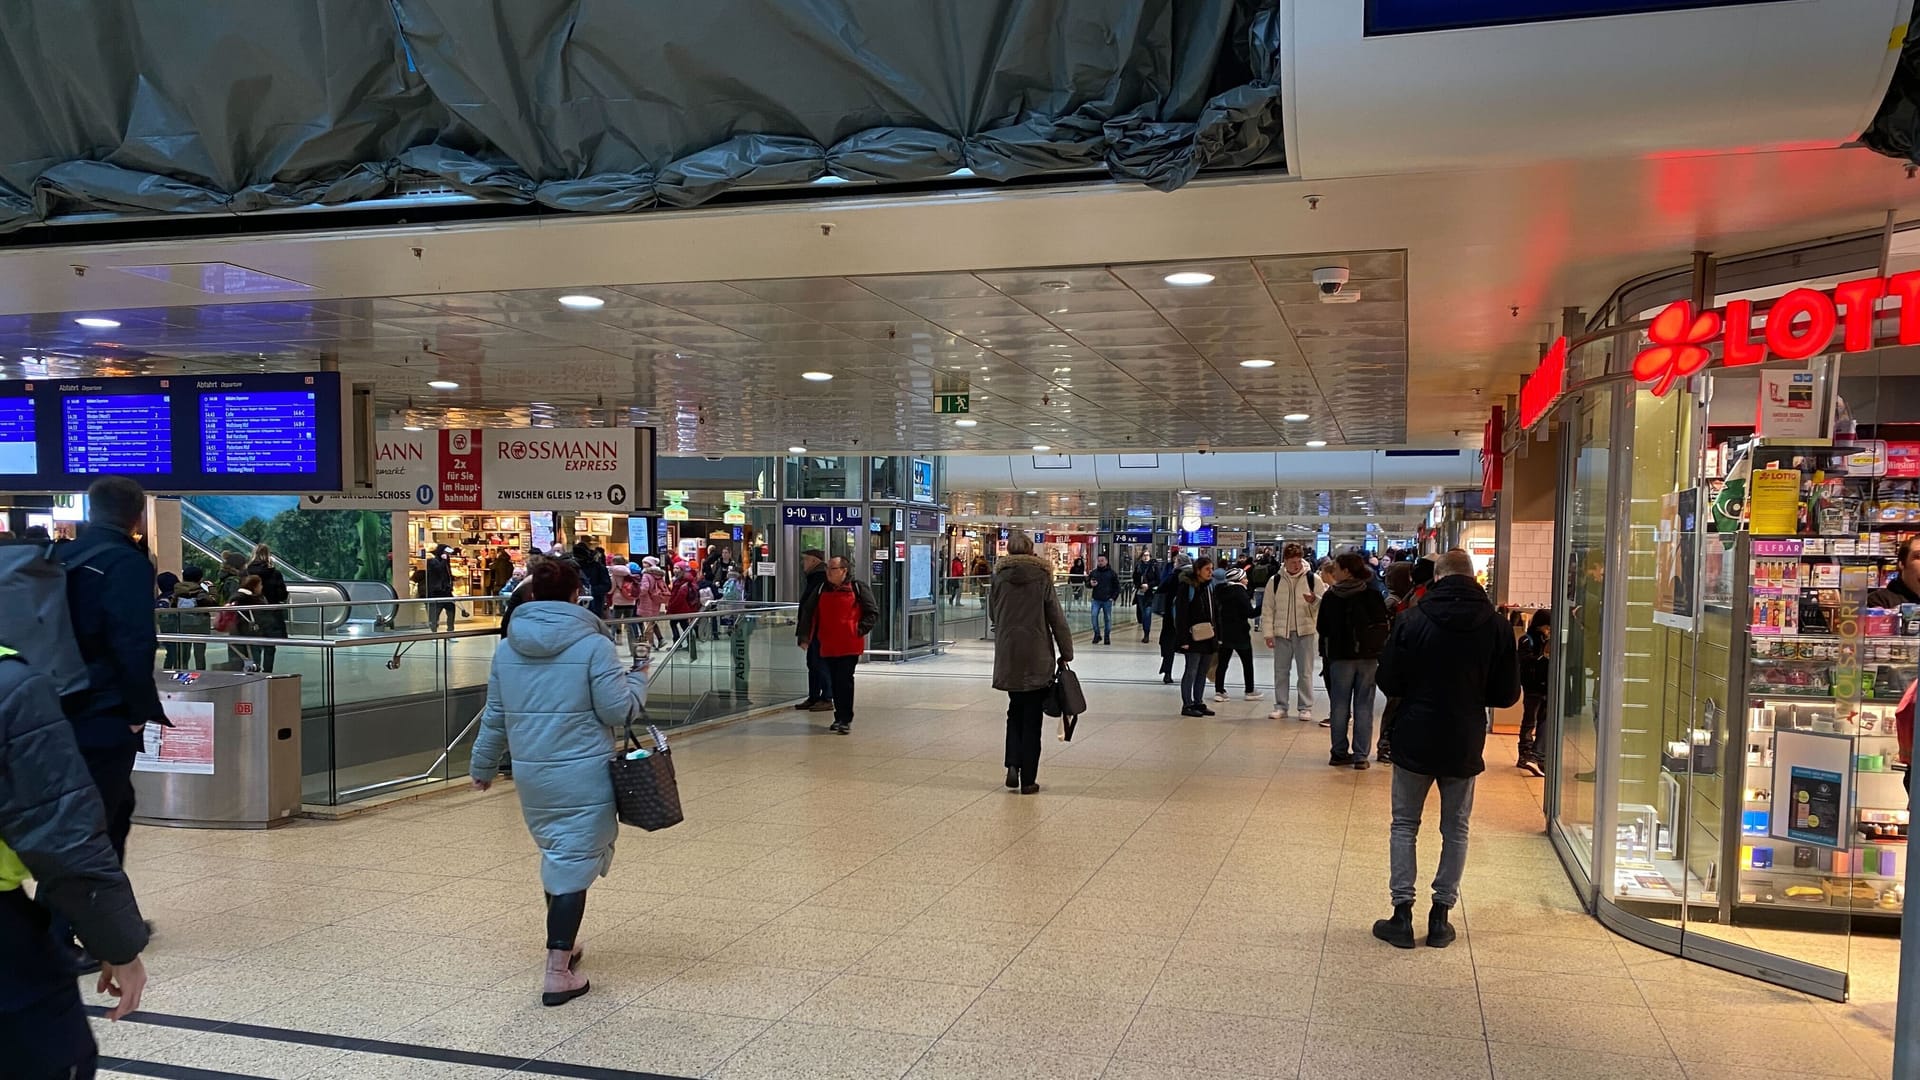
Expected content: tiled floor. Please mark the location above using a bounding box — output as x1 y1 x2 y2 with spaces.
90 637 1899 1079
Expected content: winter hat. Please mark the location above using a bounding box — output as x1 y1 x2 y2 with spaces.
1224 567 1246 585
629 561 642 574
642 556 660 568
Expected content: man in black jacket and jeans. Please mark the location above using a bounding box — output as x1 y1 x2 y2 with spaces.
1372 548 1520 949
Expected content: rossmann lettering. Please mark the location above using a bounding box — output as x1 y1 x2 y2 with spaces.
497 440 621 461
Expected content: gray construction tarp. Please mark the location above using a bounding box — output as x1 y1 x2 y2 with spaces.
0 0 1282 232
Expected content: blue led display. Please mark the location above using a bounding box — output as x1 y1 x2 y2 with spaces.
1366 0 1766 34
63 393 173 475
0 397 34 475
200 390 320 475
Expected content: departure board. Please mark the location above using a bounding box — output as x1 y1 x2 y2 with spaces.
0 397 34 475
62 393 173 475
200 390 320 475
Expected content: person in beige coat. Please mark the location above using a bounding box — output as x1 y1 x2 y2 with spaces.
1263 542 1319 722
990 530 1073 794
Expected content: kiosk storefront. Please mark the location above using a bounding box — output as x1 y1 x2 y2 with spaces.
1513 231 1914 1007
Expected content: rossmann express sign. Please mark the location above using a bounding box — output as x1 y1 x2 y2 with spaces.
303 427 656 512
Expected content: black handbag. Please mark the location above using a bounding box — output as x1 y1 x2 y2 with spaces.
1043 665 1087 741
609 712 684 831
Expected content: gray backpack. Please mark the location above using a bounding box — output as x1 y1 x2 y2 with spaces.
0 540 89 697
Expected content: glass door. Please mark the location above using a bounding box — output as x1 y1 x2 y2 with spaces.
1557 384 1614 876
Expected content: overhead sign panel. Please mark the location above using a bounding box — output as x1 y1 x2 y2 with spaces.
1365 0 1771 35
305 426 656 512
0 372 348 494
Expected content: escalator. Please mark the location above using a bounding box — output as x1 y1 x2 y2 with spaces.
178 499 398 633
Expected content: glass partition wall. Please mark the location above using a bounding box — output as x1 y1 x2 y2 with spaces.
1542 234 1908 1006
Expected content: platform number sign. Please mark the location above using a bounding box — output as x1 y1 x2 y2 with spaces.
935 394 971 415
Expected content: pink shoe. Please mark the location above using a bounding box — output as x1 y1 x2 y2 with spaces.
542 947 589 1006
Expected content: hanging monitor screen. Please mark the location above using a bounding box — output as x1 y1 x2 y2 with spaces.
0 393 36 475
0 372 347 493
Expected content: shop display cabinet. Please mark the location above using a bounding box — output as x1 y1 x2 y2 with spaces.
1725 442 1912 927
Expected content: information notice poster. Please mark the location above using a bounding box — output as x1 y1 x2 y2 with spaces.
1770 728 1853 850
137 700 216 775
909 544 934 600
1748 468 1802 534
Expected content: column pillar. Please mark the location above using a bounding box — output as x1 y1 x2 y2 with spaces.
147 496 183 576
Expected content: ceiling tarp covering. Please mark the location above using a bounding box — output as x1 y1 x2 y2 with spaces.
0 0 1282 233
1862 13 1920 162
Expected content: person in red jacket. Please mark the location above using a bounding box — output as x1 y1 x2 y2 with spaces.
812 557 879 735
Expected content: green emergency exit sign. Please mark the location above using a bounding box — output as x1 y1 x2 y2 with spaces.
935 394 971 414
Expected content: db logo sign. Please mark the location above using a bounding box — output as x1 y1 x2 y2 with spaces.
235 702 254 715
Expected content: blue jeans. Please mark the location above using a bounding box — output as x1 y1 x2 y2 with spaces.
1390 768 1477 907
806 637 833 703
1180 649 1212 708
1326 658 1378 759
1137 598 1154 640
1090 599 1113 640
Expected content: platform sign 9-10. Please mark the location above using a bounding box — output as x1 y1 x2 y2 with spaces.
0 371 347 494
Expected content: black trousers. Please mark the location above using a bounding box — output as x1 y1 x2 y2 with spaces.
428 600 456 632
1004 687 1049 785
1159 629 1177 676
1518 692 1548 763
2 891 96 1079
85 745 137 862
545 890 587 950
824 655 858 727
1214 640 1255 694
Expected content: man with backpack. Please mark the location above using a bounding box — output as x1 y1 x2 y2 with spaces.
1263 543 1319 723
1373 548 1521 949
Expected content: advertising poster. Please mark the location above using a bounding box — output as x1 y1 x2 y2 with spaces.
910 459 935 503
136 699 216 775
909 544 934 600
1748 468 1802 535
1756 368 1825 440
304 427 656 512
1653 488 1697 630
1770 729 1853 850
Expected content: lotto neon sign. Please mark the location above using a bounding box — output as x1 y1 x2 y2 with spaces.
1632 271 1920 396
1517 336 1569 430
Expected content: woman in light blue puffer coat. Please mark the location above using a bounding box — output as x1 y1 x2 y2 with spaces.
470 559 643 1007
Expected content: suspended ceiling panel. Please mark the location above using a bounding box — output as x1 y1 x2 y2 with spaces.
0 253 1407 455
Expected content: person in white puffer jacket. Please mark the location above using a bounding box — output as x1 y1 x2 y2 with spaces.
1262 541 1319 722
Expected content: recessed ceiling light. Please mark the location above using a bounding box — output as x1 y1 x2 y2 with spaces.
954 418 978 427
801 371 833 382
1305 439 1328 447
1239 359 1276 369
402 424 424 432
1041 280 1071 291
1179 489 1195 495
1283 412 1311 422
427 380 460 390
557 294 605 310
788 446 808 454
1163 271 1215 287
74 317 120 329
1025 490 1038 495
1199 496 1212 501
1032 444 1051 452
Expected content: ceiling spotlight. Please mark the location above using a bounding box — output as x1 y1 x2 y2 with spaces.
402 424 424 432
1179 489 1195 495
801 371 834 382
1283 412 1311 422
427 380 460 390
1239 359 1276 369
788 446 808 454
557 294 605 310
1164 271 1215 286
1199 495 1212 501
1041 280 1071 291
1025 490 1038 495
954 418 978 427
1032 444 1051 452
1304 439 1328 447
74 317 120 329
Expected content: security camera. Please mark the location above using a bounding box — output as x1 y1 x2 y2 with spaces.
1312 267 1350 296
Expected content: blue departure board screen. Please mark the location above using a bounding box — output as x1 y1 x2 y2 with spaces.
63 393 173 475
1366 0 1766 34
200 390 320 475
0 371 345 493
0 397 35 475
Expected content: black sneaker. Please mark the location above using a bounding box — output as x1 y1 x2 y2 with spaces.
1329 754 1354 767
1198 706 1216 716
1519 759 1545 778
1180 705 1204 717
829 721 849 735
1005 767 1019 789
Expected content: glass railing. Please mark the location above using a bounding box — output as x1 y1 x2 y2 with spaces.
154 598 801 808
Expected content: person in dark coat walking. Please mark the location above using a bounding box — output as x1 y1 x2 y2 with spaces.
1132 552 1161 642
1316 552 1392 769
574 539 613 618
1211 567 1257 701
1067 556 1087 602
793 549 834 712
0 646 151 1077
1516 608 1552 776
425 545 457 631
1086 554 1121 644
991 531 1073 793
1171 557 1218 717
1372 549 1521 950
245 543 290 673
1156 556 1184 682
